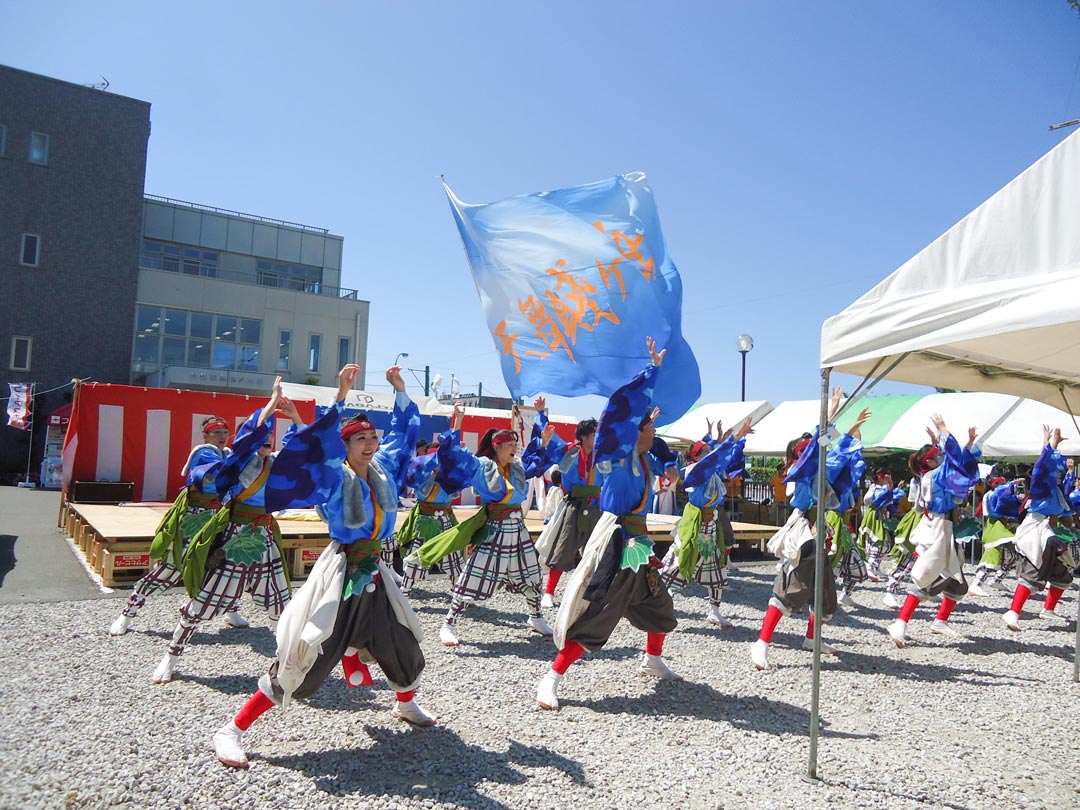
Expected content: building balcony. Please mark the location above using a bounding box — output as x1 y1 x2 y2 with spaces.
144 365 282 394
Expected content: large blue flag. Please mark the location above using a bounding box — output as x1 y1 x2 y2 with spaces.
444 172 700 426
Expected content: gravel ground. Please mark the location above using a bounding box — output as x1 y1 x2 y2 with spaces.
1 555 1078 810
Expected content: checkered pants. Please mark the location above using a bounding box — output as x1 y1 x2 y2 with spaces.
446 514 542 623
400 510 463 595
168 522 289 656
835 545 868 595
661 518 728 605
886 551 916 595
122 502 215 619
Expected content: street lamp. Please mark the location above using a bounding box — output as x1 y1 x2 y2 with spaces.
393 352 409 368
736 334 754 401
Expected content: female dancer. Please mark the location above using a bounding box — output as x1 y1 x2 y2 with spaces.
751 389 869 670
887 414 981 648
212 364 435 769
859 469 904 583
432 403 555 646
968 476 1023 597
109 416 248 635
154 378 303 684
1003 426 1076 630
530 398 603 609
661 418 753 626
536 338 683 711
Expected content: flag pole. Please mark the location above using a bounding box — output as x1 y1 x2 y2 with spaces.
22 382 36 486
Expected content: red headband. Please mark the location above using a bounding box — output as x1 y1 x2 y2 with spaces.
203 418 228 434
341 418 376 441
919 446 941 472
793 437 813 458
690 441 710 460
492 429 517 447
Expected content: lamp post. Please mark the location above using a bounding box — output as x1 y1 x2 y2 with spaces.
393 352 409 368
736 334 754 401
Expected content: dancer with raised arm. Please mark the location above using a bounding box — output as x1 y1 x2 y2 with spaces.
661 417 753 627
153 379 303 684
751 389 870 670
1003 426 1076 630
537 337 683 711
887 414 981 648
212 364 434 769
109 416 249 636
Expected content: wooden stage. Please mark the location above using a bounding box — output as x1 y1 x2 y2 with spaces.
62 501 778 588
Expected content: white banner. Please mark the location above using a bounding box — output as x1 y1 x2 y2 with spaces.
6 383 31 430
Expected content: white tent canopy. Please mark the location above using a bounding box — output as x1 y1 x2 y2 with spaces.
657 400 773 442
820 127 1080 413
743 400 823 456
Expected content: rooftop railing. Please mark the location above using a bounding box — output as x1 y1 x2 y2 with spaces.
144 194 332 235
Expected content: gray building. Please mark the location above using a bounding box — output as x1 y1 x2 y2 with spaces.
0 64 368 480
0 65 150 477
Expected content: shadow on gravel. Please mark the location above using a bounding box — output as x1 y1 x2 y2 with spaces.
837 648 1039 685
262 725 586 808
138 626 279 657
675 624 759 643
952 634 1074 662
565 680 875 739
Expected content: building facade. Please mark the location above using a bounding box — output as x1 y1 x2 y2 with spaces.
0 65 150 477
0 64 368 480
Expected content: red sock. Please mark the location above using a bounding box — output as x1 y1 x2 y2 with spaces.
898 593 920 623
1044 586 1065 612
1010 583 1032 615
545 569 562 596
341 653 374 687
805 613 815 640
936 596 957 622
645 632 665 657
759 604 784 643
552 641 585 674
234 690 274 731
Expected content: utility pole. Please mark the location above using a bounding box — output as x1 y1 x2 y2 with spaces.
478 381 483 408
424 365 430 396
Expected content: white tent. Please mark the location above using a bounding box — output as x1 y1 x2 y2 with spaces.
820 128 1080 413
657 400 773 443
742 400 822 456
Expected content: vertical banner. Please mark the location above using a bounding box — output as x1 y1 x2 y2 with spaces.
6 383 32 430
445 172 701 425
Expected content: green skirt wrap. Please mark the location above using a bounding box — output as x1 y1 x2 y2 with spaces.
180 503 285 598
825 510 852 567
891 509 922 558
149 489 189 566
414 506 490 569
397 502 458 549
676 503 703 582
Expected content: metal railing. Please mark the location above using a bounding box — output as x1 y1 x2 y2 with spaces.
140 261 360 300
144 194 330 234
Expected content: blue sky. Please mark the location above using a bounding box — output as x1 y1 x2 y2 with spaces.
5 2 1079 419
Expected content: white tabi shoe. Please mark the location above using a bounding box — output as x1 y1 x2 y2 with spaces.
1003 610 1021 632
439 623 459 647
931 619 966 640
537 670 562 711
223 611 250 628
152 653 180 684
640 654 683 681
801 637 838 655
392 698 437 727
882 593 902 609
706 604 734 628
1040 608 1069 623
839 593 856 609
725 560 739 573
109 615 132 637
751 639 770 670
527 615 554 637
540 593 556 609
968 584 990 597
887 619 908 648
212 721 249 769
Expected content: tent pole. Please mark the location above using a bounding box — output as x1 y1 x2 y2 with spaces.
805 367 831 783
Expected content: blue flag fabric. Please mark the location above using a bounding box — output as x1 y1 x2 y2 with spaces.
444 172 701 426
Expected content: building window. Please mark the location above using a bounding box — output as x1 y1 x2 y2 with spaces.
140 239 218 277
20 233 41 267
29 131 49 165
0 125 7 157
278 330 291 371
308 334 321 373
256 259 323 293
338 337 351 369
131 305 262 374
9 336 32 371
